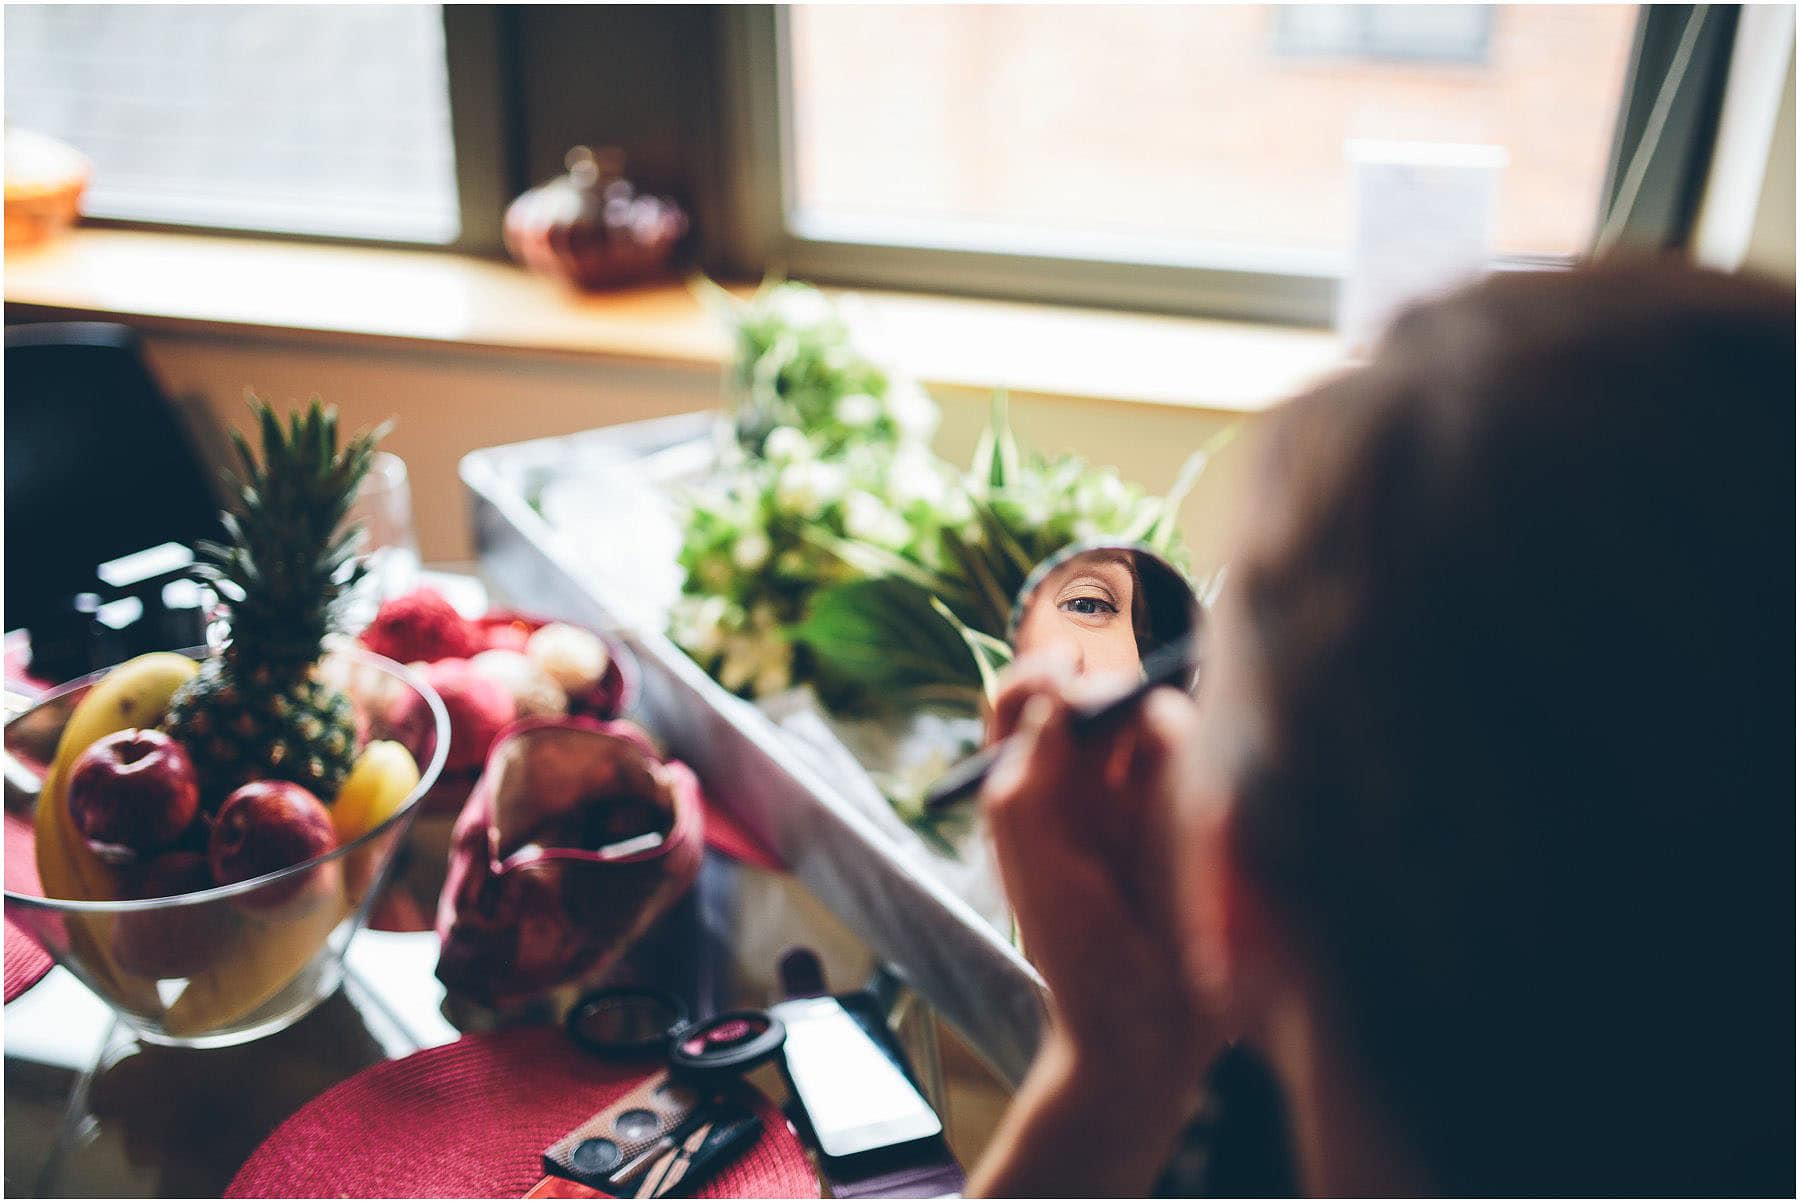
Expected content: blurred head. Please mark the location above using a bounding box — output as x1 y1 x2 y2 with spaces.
1182 261 1795 1194
1013 548 1148 678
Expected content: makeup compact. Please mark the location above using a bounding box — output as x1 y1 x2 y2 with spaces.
540 988 787 1194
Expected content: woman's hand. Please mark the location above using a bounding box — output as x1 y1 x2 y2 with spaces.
986 651 1219 1078
967 652 1223 1197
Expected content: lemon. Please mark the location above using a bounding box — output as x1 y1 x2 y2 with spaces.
331 740 420 844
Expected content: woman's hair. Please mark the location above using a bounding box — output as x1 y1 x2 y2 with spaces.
1124 551 1153 658
1228 261 1794 1195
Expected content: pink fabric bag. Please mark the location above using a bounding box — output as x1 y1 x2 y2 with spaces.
434 716 705 1006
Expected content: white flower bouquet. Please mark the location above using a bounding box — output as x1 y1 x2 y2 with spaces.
673 280 1229 829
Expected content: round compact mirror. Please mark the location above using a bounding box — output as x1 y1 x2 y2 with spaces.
666 1011 787 1080
566 987 690 1058
1009 541 1203 690
922 541 1205 813
566 989 786 1083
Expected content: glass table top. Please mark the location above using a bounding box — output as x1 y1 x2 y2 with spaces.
4 567 1013 1197
5 850 1011 1198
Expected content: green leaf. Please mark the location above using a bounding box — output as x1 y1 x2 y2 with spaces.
930 597 1014 704
802 527 975 607
689 274 745 322
993 390 1021 487
938 526 1015 636
969 389 1021 492
1144 422 1240 550
1199 563 1229 609
970 498 1038 579
790 578 980 700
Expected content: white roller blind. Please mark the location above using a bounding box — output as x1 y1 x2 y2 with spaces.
4 4 460 243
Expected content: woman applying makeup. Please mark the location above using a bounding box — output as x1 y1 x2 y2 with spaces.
968 263 1794 1197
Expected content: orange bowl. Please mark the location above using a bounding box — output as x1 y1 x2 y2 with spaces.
4 130 90 247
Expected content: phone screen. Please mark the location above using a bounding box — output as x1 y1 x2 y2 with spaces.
772 996 944 1159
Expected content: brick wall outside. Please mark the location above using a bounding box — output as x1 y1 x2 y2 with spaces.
791 5 1641 259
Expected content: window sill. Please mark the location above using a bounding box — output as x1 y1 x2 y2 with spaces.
3 228 1345 415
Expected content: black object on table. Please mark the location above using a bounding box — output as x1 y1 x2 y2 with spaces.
5 321 224 673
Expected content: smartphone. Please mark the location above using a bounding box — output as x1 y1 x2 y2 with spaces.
770 994 944 1159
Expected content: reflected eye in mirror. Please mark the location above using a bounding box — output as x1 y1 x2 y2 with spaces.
1057 594 1119 622
1009 541 1203 687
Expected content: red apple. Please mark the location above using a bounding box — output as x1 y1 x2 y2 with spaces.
66 729 200 865
383 658 515 775
208 781 338 904
122 849 216 901
114 850 235 978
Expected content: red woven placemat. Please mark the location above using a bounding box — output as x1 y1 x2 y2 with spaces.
227 1025 819 1199
4 812 53 1003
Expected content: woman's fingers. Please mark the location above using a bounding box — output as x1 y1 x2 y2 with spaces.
989 648 1077 743
985 690 1075 823
988 658 1193 835
1123 688 1195 803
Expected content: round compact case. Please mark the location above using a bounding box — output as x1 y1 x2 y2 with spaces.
434 717 705 1006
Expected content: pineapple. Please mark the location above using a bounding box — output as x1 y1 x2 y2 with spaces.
164 397 387 810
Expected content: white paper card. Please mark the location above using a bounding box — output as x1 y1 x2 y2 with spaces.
1339 140 1508 351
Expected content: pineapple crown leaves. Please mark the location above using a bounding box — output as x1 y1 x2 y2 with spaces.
194 394 390 659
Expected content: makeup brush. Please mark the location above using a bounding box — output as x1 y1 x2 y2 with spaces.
922 633 1199 814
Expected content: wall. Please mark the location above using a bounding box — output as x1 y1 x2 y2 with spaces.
142 332 710 563
140 330 1256 581
1691 6 1797 281
1745 51 1796 281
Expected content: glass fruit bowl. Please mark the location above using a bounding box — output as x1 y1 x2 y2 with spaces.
2 644 449 1048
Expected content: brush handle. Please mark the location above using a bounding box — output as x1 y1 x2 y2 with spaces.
638 1112 761 1199
919 742 1006 812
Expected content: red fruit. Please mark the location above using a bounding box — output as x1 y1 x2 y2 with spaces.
114 850 237 978
480 621 531 654
208 781 338 903
66 729 201 865
386 658 515 775
358 588 482 665
122 849 215 900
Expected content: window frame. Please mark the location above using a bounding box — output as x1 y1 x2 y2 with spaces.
714 3 1740 327
1270 5 1495 66
1594 4 1740 254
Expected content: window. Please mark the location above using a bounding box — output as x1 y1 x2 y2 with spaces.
781 6 1635 277
723 4 1733 323
4 5 1739 324
1272 5 1493 63
3 4 460 244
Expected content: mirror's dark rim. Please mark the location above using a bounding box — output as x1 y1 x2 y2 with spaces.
566 985 691 1057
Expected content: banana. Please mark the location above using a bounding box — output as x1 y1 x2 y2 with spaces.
163 879 349 1036
35 651 198 903
32 653 198 1014
55 653 201 784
